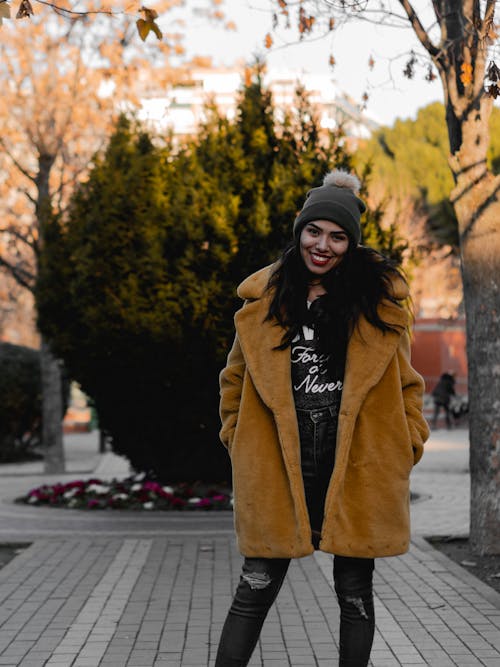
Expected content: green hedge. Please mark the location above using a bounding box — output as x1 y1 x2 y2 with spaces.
0 342 42 462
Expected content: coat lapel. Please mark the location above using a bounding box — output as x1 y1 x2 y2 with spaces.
234 294 293 416
341 302 408 418
234 266 304 483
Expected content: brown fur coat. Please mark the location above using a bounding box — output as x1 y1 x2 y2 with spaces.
219 265 429 559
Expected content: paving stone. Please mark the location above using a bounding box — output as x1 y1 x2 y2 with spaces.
1 430 500 666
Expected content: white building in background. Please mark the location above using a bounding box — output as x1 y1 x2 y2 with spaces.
135 65 378 142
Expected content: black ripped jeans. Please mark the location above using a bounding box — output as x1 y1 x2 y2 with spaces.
215 555 375 666
215 406 375 666
297 404 338 544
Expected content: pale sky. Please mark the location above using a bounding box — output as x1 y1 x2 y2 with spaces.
167 0 444 127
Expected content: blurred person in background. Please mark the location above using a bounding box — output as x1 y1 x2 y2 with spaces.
431 371 456 430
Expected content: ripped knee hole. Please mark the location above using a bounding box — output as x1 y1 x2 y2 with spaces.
343 595 369 619
242 572 272 590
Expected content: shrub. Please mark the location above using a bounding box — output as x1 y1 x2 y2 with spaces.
0 342 42 462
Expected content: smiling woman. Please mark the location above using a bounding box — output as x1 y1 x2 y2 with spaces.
215 168 429 666
299 220 350 275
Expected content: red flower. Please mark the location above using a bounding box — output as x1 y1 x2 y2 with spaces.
143 481 162 493
64 480 86 490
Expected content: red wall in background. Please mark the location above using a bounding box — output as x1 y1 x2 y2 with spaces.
410 318 468 395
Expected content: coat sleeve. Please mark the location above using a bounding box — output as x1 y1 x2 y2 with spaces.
397 330 430 465
219 334 246 451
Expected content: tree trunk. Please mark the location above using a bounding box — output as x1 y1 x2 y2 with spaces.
40 336 65 474
449 105 500 555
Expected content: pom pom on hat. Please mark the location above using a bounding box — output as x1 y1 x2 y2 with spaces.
323 169 361 193
293 169 366 243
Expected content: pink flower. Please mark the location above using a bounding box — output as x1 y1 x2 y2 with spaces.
64 480 85 490
30 487 51 501
20 476 234 513
50 484 65 496
143 481 162 493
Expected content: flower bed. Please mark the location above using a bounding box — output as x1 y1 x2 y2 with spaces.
16 473 232 511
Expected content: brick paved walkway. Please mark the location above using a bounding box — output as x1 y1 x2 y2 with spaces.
1 428 500 666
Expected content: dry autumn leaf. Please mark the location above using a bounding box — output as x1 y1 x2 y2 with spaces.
487 61 500 82
425 64 437 82
298 7 315 35
486 84 500 99
403 52 417 79
460 62 473 86
16 0 33 19
140 6 158 21
136 6 163 42
136 18 150 41
264 32 273 49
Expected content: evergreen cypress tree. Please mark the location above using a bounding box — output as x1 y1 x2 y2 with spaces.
37 77 406 483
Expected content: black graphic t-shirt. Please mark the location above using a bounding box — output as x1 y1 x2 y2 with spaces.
291 312 343 411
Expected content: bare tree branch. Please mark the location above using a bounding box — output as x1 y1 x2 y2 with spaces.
0 226 36 250
482 0 496 37
55 160 67 212
61 51 84 140
22 189 38 207
54 164 88 202
34 0 122 17
0 256 35 292
472 0 481 25
431 0 444 21
484 0 496 23
397 0 440 58
0 138 36 184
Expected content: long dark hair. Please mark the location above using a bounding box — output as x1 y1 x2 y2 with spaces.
265 238 407 368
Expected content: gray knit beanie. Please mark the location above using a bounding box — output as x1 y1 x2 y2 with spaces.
293 170 366 244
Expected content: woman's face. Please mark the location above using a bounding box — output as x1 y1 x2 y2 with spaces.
299 219 350 276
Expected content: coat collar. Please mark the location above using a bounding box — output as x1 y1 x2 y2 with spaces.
234 264 409 418
235 265 292 414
